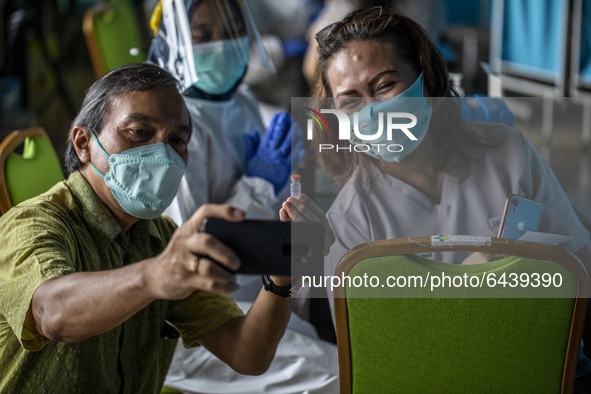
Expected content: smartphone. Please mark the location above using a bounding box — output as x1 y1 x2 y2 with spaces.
498 195 543 239
202 218 324 276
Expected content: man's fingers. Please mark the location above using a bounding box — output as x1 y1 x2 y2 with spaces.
186 261 240 293
190 257 237 282
185 204 245 233
186 232 241 272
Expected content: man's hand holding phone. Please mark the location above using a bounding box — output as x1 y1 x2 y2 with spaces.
147 205 245 300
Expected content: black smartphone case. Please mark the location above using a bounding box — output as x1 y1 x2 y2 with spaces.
202 219 324 276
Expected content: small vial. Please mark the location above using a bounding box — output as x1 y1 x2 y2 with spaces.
290 174 301 198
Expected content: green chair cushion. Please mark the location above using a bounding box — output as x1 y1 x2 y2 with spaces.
345 255 576 393
5 136 64 205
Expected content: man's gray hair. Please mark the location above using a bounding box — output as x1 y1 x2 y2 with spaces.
64 63 182 174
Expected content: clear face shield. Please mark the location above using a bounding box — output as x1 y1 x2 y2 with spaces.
148 0 274 94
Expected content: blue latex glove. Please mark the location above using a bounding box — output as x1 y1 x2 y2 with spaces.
244 130 260 162
245 112 306 194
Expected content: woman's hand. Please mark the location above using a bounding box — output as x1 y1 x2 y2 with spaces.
279 193 335 256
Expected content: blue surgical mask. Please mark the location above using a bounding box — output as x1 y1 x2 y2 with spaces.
348 73 431 163
87 128 186 220
192 37 249 95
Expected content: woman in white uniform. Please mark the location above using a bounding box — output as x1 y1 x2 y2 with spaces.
281 7 591 340
147 1 338 392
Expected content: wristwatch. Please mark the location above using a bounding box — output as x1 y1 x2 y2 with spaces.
261 275 301 298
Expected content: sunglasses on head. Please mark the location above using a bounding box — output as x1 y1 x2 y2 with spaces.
315 6 385 46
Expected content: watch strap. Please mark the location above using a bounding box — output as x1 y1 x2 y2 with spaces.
262 274 292 298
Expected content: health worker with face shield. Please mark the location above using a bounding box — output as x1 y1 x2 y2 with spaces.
147 1 338 392
149 0 309 305
148 0 305 224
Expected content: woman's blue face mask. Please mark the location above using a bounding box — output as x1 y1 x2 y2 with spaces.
348 73 431 163
88 128 187 219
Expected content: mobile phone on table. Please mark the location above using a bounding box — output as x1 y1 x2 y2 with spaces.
497 194 543 239
202 219 324 276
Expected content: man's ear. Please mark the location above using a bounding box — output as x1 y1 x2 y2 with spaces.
72 126 91 164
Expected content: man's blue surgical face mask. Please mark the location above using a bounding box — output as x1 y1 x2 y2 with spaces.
348 73 431 163
192 37 249 95
87 128 187 220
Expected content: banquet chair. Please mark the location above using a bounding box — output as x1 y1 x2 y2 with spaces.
83 0 146 78
333 236 589 393
0 127 64 214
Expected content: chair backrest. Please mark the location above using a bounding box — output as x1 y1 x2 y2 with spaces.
334 236 589 394
0 127 64 214
82 0 146 78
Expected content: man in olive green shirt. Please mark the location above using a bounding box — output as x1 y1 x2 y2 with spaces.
0 63 294 393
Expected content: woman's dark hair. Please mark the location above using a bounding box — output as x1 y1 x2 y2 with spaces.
64 63 181 175
312 7 503 189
